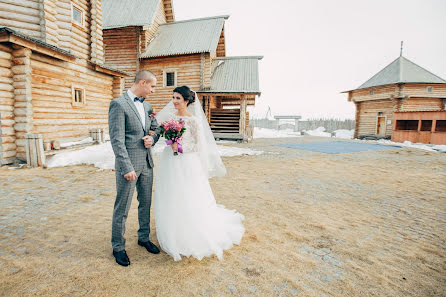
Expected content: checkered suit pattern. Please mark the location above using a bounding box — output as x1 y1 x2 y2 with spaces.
108 92 160 252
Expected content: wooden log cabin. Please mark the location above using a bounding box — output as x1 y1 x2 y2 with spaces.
343 54 446 144
0 0 127 165
102 1 262 141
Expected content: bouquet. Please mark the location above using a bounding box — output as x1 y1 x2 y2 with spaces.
159 119 186 155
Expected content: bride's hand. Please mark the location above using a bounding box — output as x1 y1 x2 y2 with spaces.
171 142 178 152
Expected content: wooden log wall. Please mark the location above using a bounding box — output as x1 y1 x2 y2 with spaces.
69 0 91 60
42 0 59 47
55 0 72 51
139 54 201 112
104 27 139 90
403 83 446 98
401 98 444 112
216 25 226 57
350 85 397 102
12 46 34 161
201 52 213 89
90 0 104 64
356 99 394 137
0 44 15 164
30 52 114 150
140 0 167 54
0 0 42 39
163 0 174 23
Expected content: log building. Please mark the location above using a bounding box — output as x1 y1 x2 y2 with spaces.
102 0 262 141
0 0 262 165
0 0 127 165
343 54 446 144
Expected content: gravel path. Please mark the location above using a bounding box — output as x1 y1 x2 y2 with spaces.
1 136 445 297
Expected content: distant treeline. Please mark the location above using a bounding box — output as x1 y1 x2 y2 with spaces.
251 118 355 132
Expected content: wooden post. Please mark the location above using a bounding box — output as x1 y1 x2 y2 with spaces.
294 119 299 132
12 46 33 161
239 95 246 135
89 128 104 143
354 101 360 139
25 134 45 168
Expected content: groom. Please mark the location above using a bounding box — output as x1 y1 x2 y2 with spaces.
108 70 161 266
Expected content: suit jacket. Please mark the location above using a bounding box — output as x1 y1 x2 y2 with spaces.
108 92 160 174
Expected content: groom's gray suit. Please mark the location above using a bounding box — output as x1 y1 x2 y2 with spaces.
108 92 160 252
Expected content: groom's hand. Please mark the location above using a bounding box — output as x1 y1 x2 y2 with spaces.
142 135 154 148
124 170 136 181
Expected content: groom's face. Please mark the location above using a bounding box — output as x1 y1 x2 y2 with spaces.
141 78 157 98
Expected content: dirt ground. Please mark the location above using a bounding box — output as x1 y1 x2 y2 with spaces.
1 136 445 297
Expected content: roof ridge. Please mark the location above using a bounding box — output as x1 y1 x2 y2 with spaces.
214 56 264 60
161 15 229 26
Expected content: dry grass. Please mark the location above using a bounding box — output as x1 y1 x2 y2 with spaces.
0 137 445 297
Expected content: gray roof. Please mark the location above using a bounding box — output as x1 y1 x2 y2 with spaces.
140 16 228 58
199 56 263 94
0 27 128 76
102 0 161 29
357 55 446 89
0 27 76 58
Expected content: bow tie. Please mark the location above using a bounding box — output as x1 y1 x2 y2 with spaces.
134 97 145 103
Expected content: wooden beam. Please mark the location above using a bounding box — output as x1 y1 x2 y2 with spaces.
94 64 127 77
5 34 76 62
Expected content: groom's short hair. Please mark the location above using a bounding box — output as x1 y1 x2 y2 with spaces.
134 70 156 83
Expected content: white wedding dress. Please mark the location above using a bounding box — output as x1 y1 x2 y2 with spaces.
154 113 245 261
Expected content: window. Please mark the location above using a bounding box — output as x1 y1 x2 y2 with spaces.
72 4 84 26
72 86 86 106
427 87 432 93
370 90 374 95
395 120 418 131
420 120 432 131
166 72 175 86
163 70 177 87
435 120 446 132
378 112 383 116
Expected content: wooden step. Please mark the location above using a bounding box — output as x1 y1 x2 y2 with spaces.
211 126 239 131
211 119 240 123
212 130 240 133
211 122 239 126
211 116 240 120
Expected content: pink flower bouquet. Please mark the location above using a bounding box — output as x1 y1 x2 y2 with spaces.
159 119 186 155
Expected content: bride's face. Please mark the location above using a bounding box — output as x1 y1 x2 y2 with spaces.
172 92 188 110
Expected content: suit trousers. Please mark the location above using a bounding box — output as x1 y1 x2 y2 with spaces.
111 161 154 252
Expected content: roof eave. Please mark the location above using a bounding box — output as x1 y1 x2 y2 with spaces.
342 81 446 93
141 50 211 59
91 62 129 77
0 27 77 62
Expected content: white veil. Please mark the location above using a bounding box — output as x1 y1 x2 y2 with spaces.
155 92 227 179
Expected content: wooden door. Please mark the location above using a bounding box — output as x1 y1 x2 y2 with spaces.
377 117 386 136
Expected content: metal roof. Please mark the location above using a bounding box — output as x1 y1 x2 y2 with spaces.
102 0 161 29
0 27 128 76
0 27 77 59
357 55 446 89
140 16 228 58
199 56 263 94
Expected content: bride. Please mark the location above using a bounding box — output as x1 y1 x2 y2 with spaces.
153 86 245 261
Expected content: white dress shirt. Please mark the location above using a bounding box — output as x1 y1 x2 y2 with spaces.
127 89 145 129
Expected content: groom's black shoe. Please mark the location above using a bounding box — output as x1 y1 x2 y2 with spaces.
138 240 160 254
113 250 130 266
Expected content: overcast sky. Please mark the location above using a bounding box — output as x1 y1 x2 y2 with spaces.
174 0 446 120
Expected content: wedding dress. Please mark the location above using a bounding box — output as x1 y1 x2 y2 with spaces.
154 100 245 261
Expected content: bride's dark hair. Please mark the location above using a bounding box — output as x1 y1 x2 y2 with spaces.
173 86 195 106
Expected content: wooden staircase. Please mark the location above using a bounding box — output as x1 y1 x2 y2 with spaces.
210 108 240 137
